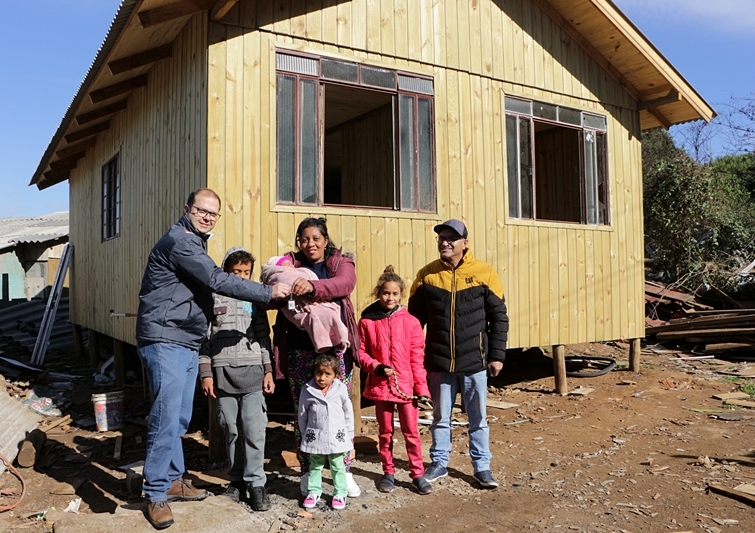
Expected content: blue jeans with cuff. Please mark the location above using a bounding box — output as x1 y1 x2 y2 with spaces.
427 369 492 473
138 342 198 502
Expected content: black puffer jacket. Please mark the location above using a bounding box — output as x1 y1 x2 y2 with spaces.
408 250 509 374
136 215 272 350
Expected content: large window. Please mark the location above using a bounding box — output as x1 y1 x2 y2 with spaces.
102 154 120 241
276 52 436 212
505 96 609 225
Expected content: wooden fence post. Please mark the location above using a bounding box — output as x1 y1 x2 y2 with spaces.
552 344 568 395
629 338 641 373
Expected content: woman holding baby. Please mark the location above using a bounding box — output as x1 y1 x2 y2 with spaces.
270 217 361 497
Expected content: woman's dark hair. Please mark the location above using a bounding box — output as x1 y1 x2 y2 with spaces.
223 250 255 273
372 265 405 298
295 217 338 258
310 351 342 377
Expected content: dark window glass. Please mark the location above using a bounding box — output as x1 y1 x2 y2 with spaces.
101 154 120 240
505 96 532 114
399 94 417 210
276 74 296 203
534 102 557 121
362 66 395 88
300 79 319 204
321 59 358 82
418 98 435 212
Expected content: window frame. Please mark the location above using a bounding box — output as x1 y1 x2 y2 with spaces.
275 51 437 213
101 153 120 241
505 96 610 226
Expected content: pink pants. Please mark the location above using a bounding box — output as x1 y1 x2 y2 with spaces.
375 400 425 480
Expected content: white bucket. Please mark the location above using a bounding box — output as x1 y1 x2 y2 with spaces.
91 391 125 431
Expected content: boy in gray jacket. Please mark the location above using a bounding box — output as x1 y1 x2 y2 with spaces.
200 247 274 511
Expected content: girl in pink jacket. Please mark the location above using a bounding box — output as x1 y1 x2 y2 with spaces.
357 266 432 495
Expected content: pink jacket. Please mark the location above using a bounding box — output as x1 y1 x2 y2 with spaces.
357 303 430 403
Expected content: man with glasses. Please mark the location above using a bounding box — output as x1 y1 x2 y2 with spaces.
136 188 290 529
408 219 509 490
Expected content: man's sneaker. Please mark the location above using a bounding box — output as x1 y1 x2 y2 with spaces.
144 500 174 529
345 472 361 497
166 478 210 502
424 463 448 483
412 477 433 495
300 472 310 496
473 470 499 489
248 485 271 511
223 481 246 503
331 495 347 510
302 493 320 509
378 474 395 493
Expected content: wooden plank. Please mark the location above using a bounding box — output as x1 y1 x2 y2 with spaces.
64 120 111 143
350 0 366 49
723 399 755 409
380 0 395 57
139 0 216 29
109 45 173 75
419 0 433 64
76 99 129 125
393 0 408 59
576 230 587 342
708 483 755 507
211 0 239 20
366 0 380 51
456 0 470 72
656 328 755 340
712 392 751 401
90 75 148 104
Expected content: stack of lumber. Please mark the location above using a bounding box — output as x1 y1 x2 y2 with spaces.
645 281 713 326
645 309 755 358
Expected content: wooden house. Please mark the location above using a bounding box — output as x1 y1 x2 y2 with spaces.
30 0 714 389
0 212 69 306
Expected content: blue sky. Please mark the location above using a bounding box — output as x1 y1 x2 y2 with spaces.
1 0 753 217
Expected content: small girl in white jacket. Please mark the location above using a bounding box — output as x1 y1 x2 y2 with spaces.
298 352 354 510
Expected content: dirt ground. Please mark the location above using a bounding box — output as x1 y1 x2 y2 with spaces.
1 342 754 533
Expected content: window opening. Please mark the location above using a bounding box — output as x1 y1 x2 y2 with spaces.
102 154 120 240
505 97 609 225
276 52 436 212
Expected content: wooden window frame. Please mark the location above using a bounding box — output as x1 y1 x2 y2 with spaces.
101 153 120 241
275 51 436 213
505 97 610 226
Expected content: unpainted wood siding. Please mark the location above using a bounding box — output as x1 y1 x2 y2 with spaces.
68 15 208 342
206 0 645 348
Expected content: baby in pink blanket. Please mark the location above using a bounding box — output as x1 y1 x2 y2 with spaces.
261 256 349 353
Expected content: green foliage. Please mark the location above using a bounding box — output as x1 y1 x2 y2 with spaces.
643 130 755 285
740 381 755 397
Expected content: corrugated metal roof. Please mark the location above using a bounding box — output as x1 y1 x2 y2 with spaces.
0 212 69 252
0 297 75 354
0 390 41 475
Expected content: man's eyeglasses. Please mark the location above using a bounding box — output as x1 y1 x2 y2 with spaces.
436 234 463 244
191 207 221 220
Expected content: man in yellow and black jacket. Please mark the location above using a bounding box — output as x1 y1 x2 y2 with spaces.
408 219 509 491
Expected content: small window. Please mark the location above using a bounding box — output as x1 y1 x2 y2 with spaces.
505 97 609 225
276 52 436 212
102 154 120 240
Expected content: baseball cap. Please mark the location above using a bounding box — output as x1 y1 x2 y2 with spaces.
433 219 468 239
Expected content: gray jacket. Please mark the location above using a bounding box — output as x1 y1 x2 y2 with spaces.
298 378 354 455
198 293 272 378
136 215 272 350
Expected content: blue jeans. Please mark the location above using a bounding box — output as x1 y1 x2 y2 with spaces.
427 369 492 473
138 342 198 502
217 389 267 487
